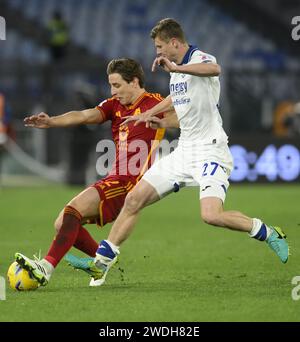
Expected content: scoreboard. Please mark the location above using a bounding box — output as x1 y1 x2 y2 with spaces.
229 137 300 183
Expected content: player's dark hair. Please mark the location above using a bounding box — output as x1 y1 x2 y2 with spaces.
107 58 145 88
150 18 186 43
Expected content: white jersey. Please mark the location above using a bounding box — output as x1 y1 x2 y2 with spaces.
142 47 233 202
170 46 228 144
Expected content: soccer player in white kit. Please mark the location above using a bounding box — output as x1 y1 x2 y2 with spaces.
30 19 289 286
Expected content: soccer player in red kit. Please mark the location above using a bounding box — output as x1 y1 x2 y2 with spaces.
14 58 178 287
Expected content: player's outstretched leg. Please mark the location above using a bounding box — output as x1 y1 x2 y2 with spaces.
14 205 83 286
87 179 160 286
200 199 289 263
14 188 100 287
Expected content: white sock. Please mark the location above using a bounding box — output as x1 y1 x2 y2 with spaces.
94 240 120 267
249 218 262 237
249 218 272 239
105 240 120 255
40 259 54 274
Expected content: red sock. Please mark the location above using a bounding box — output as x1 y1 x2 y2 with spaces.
45 206 82 268
74 226 98 257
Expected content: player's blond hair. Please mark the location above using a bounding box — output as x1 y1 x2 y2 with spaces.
150 18 186 43
107 58 145 88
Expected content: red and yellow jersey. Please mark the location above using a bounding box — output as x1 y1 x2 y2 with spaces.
96 92 165 182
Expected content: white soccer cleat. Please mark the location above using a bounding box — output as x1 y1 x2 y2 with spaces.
15 253 51 286
88 254 118 287
89 275 107 287
88 240 119 287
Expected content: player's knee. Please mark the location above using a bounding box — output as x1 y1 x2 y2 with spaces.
201 211 222 227
124 191 143 214
54 217 62 233
68 197 80 211
67 198 87 218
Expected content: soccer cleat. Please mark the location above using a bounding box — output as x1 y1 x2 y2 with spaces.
90 240 119 287
65 253 99 278
15 253 50 286
266 226 289 263
89 254 118 287
65 249 118 287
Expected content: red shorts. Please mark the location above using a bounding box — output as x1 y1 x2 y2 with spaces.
90 175 136 227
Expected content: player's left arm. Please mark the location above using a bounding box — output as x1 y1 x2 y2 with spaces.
121 95 174 126
153 56 220 77
172 62 221 77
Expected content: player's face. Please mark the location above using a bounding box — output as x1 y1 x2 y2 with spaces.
108 73 138 105
154 37 178 62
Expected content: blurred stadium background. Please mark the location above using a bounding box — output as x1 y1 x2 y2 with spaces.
1 0 300 186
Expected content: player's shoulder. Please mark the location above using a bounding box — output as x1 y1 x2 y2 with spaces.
97 96 116 107
96 97 119 121
191 49 217 63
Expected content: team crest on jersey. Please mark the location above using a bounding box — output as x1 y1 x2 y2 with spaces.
119 125 129 151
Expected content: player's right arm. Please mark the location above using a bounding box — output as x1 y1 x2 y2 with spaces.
122 95 174 126
142 95 174 117
147 111 179 129
24 108 104 129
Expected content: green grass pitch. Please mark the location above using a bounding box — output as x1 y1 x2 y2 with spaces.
0 184 299 322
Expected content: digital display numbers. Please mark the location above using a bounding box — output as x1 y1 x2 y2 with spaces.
229 144 300 182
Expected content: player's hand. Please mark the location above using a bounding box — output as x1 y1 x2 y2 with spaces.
152 56 177 73
120 115 140 126
121 112 152 127
145 116 164 129
24 112 51 129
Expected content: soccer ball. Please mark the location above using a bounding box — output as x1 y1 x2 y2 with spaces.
7 262 39 291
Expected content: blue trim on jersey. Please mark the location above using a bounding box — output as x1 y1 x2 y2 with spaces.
173 183 180 193
179 45 199 65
